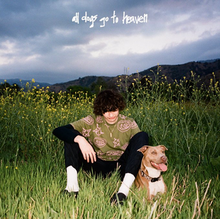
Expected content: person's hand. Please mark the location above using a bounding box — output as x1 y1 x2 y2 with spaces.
74 135 97 163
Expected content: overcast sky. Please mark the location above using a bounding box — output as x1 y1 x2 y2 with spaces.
0 0 220 84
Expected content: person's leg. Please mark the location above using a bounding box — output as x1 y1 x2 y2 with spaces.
119 131 149 177
64 141 118 194
82 158 118 178
64 142 84 194
111 131 149 204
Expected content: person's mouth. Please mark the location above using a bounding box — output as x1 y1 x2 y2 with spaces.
109 117 115 120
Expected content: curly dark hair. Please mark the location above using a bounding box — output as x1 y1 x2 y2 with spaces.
93 89 126 115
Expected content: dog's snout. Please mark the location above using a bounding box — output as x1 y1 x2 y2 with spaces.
161 155 167 163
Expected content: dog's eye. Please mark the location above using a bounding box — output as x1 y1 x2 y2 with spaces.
162 151 165 153
152 151 157 155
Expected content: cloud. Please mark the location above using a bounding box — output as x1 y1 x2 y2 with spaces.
0 0 220 83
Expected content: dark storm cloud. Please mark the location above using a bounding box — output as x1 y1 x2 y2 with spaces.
0 0 220 83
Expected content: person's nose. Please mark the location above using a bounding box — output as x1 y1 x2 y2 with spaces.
109 112 113 117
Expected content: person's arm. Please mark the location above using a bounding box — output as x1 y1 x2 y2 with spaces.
53 124 96 163
74 135 97 163
52 124 81 143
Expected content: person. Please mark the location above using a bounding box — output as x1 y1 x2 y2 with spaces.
53 89 149 204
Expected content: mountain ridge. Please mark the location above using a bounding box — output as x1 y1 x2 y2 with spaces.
1 59 220 92
48 59 220 92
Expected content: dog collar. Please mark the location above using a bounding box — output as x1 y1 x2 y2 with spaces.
140 170 161 182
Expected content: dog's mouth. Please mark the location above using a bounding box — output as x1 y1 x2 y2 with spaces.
151 162 167 172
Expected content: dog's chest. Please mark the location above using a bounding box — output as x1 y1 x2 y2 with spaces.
145 166 166 195
148 179 165 196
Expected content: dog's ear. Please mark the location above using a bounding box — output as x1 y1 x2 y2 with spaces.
137 145 149 154
160 145 168 151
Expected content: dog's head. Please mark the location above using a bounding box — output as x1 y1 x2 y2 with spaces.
138 145 168 172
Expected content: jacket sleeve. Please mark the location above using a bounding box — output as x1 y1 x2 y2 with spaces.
52 124 82 143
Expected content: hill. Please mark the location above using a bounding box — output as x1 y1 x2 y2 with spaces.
138 59 220 85
48 76 111 93
48 59 220 92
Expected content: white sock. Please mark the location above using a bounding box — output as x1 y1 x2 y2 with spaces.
65 166 79 192
118 173 135 197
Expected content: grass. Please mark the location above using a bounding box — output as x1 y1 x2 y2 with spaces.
0 74 220 218
0 159 218 218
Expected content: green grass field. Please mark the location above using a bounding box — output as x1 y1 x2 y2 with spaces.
0 76 219 218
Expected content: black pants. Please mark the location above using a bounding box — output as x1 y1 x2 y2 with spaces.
64 131 149 179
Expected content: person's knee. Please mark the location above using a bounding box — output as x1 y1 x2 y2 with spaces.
132 131 149 143
64 141 82 156
138 131 148 139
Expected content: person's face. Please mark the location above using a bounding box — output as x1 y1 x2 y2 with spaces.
103 109 119 124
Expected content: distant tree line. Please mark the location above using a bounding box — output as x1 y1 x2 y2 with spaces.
128 74 219 103
1 74 219 104
0 82 21 96
67 77 116 96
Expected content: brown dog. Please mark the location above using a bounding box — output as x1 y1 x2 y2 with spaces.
135 145 168 200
